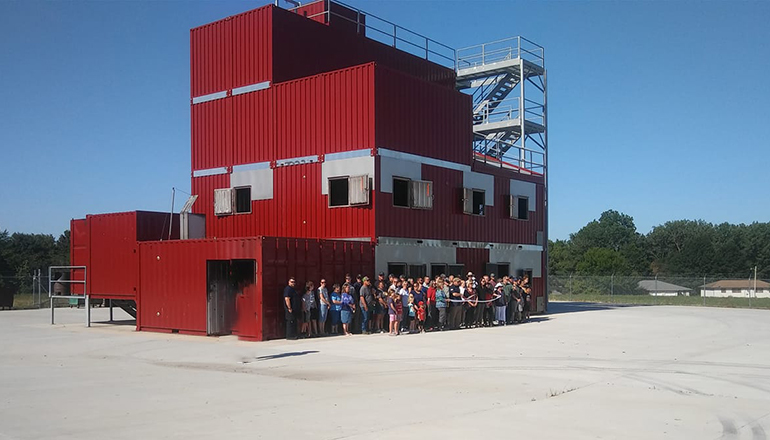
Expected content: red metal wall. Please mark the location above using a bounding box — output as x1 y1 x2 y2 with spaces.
375 163 545 245
455 248 490 278
190 18 232 98
191 4 454 101
375 65 473 165
69 212 179 300
138 237 374 340
232 88 274 166
258 237 374 340
69 219 89 295
274 63 375 159
191 98 233 171
191 162 376 241
272 6 455 88
138 238 260 336
231 7 273 90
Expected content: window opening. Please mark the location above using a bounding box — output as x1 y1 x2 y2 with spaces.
329 177 349 207
393 177 410 207
472 190 485 215
234 187 251 214
387 263 407 278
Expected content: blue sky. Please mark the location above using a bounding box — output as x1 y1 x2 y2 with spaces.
1 0 768 240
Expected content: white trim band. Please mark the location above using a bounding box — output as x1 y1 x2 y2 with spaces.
325 149 371 162
192 167 229 178
192 91 227 104
377 148 471 173
377 236 542 252
232 81 271 96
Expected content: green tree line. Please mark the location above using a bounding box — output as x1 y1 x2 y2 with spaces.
549 210 770 278
0 230 70 292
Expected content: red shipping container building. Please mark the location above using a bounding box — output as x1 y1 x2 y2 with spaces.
71 0 549 340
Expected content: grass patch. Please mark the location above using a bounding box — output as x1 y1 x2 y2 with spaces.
550 293 770 310
2 293 80 310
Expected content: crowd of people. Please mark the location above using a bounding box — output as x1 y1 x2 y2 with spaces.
282 271 533 340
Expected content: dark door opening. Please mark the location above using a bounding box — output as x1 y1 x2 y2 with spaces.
207 260 236 336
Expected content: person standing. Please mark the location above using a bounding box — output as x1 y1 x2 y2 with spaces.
463 285 478 328
399 281 410 333
494 283 507 326
448 278 463 329
283 278 299 340
351 275 363 334
330 284 343 335
318 279 330 336
341 283 356 336
435 278 448 330
503 276 514 325
426 280 437 331
359 277 375 334
387 287 399 335
476 278 490 327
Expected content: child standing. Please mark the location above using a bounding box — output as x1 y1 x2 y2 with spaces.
416 301 426 333
408 293 416 333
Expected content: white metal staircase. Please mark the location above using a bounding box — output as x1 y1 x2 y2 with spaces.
456 37 547 175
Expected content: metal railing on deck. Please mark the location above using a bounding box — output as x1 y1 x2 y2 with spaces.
457 36 545 70
283 0 456 69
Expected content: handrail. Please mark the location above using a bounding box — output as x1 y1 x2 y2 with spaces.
457 36 544 70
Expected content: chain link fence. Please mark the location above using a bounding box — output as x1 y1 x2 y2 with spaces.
0 273 86 309
548 275 770 309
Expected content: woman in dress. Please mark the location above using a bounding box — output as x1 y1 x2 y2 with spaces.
341 283 356 336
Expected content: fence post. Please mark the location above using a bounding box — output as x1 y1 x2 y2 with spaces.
702 276 706 306
654 274 658 305
611 274 614 303
569 273 573 296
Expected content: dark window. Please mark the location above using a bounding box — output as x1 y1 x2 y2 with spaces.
472 190 485 215
393 177 410 207
234 187 251 214
408 264 427 279
517 197 529 220
447 264 464 277
497 263 510 277
430 264 447 278
329 177 349 207
387 263 407 278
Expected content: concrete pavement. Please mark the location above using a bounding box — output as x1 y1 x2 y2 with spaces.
1 302 768 439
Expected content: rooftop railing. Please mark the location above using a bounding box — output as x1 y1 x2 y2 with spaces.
283 0 457 69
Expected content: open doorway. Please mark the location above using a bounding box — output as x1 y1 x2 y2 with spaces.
207 261 235 336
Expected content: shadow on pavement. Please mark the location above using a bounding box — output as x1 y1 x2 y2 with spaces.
546 301 641 315
253 350 319 362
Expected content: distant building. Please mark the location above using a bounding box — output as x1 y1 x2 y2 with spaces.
637 280 692 297
700 280 770 298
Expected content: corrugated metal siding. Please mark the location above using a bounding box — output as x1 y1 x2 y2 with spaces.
272 7 455 88
137 237 373 340
190 18 232 98
375 163 545 245
191 98 233 171
191 162 376 241
138 238 260 335
455 248 489 278
274 64 375 159
232 88 273 166
375 65 473 165
70 218 89 295
259 237 374 340
231 7 272 90
86 212 139 299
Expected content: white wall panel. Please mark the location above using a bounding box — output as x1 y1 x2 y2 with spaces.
321 156 375 195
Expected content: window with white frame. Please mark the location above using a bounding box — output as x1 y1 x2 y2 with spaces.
328 175 370 207
393 177 433 209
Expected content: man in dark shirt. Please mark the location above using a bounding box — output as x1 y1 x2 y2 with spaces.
448 279 463 329
511 278 523 323
283 278 299 340
360 277 374 334
476 279 489 326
